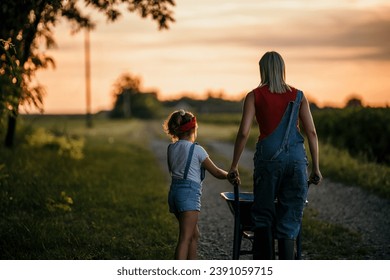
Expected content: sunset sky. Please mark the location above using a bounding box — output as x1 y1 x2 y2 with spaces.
34 0 390 114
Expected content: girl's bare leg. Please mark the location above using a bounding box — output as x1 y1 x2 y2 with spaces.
187 224 200 260
175 211 199 260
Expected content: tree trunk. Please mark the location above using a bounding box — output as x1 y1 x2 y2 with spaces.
4 112 17 148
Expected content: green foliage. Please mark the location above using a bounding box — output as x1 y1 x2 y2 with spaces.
110 91 164 119
25 127 85 159
0 118 177 259
0 40 23 121
318 141 390 199
109 72 164 119
0 164 7 180
1 0 175 147
302 208 371 259
313 107 390 165
46 191 74 213
131 93 164 119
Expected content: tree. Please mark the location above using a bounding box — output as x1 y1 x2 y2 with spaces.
110 72 163 119
345 95 363 108
0 0 175 147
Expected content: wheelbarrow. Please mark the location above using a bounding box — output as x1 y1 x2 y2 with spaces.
220 182 309 260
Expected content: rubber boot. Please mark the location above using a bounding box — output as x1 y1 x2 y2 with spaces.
253 228 274 260
278 239 295 260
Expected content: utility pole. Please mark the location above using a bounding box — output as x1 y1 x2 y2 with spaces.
85 27 92 128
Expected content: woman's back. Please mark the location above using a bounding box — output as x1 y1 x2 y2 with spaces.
254 85 298 140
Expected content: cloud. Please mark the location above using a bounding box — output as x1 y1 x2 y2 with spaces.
126 4 390 61
331 17 390 60
52 1 389 63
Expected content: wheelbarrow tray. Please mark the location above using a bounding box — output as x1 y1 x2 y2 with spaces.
220 186 308 259
220 191 254 231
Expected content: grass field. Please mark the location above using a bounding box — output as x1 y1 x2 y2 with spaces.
1 115 388 259
0 117 177 259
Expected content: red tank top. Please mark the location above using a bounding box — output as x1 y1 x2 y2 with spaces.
254 85 299 140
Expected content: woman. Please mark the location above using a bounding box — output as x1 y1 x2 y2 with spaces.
229 51 322 260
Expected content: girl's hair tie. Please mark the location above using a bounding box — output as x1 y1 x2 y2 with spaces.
179 117 197 133
179 109 185 116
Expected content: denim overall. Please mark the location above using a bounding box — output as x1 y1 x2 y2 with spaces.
168 143 205 214
252 90 308 239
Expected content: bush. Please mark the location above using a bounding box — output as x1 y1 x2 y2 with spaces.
313 107 390 165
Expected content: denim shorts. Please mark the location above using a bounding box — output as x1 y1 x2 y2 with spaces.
168 178 202 214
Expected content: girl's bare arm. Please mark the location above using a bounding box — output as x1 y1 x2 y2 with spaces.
202 157 228 179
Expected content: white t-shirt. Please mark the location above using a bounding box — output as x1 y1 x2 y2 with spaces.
168 140 208 184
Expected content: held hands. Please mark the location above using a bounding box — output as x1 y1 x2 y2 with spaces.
227 169 240 186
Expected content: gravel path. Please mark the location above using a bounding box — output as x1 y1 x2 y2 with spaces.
151 139 390 260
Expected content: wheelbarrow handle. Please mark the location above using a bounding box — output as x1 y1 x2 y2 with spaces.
232 182 241 260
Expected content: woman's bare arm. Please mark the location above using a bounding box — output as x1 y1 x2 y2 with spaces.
299 94 322 183
229 91 256 176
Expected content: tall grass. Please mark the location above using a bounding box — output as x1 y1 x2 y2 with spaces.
0 117 177 259
319 142 390 199
301 208 372 259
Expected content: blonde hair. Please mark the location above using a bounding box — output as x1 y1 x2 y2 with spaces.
163 109 196 142
259 51 291 93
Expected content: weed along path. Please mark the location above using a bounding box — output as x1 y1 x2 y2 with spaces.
150 136 390 259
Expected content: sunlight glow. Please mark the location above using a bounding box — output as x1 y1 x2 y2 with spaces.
31 0 390 114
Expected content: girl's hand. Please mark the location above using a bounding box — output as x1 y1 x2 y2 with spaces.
228 169 240 186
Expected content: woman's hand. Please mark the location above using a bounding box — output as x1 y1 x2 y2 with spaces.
309 170 323 185
228 169 240 186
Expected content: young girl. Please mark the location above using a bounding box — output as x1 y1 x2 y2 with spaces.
163 109 229 260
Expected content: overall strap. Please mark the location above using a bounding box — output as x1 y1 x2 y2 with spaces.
167 143 172 174
270 90 303 160
183 143 196 180
282 90 303 146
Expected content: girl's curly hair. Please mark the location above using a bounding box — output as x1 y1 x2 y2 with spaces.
163 109 196 142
